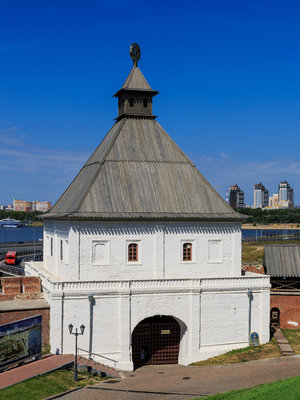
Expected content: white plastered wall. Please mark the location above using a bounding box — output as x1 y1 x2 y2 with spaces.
44 279 269 371
33 218 270 371
43 220 242 281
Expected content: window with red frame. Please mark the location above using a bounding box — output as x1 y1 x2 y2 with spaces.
183 243 192 261
128 243 138 262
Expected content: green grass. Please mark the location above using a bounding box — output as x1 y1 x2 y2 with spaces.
0 368 106 400
282 329 300 354
242 240 300 265
191 338 281 367
242 243 264 264
193 375 300 399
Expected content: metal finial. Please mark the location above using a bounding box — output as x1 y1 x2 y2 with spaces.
130 43 141 67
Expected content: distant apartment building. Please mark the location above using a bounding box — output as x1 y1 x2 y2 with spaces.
13 199 52 213
33 201 52 213
268 193 279 208
0 204 13 210
229 185 245 209
278 181 294 208
266 181 294 209
254 183 269 208
13 199 32 212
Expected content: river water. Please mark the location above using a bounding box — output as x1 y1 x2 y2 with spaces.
0 227 43 243
0 226 299 243
242 228 300 239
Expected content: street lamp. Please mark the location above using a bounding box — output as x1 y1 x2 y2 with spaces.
68 323 85 381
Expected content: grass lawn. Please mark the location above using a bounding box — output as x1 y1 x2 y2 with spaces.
282 329 300 354
194 375 300 400
0 368 106 400
191 338 281 367
242 240 300 265
242 242 264 264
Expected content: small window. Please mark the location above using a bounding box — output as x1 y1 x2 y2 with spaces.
143 99 147 108
65 240 69 264
183 243 192 261
60 239 63 261
129 98 134 107
50 237 53 257
128 243 138 262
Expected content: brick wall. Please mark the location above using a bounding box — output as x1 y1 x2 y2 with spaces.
0 276 41 300
241 267 300 329
0 308 50 346
0 276 50 347
271 294 300 329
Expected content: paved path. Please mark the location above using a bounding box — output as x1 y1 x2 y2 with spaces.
58 356 300 400
0 354 74 389
274 328 294 355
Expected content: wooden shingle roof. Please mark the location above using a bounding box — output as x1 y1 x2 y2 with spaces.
45 66 244 221
121 67 152 91
114 67 158 97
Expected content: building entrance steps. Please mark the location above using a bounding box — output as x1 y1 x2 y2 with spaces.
77 356 120 379
0 354 74 389
273 327 295 356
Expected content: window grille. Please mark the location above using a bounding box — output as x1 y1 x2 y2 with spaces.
128 243 138 262
183 243 192 261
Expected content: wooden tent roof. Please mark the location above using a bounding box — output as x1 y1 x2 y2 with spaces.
121 67 152 90
45 66 244 221
114 67 158 97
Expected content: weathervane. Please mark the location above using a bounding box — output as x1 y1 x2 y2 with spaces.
130 43 141 67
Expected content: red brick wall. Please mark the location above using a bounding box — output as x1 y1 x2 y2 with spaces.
0 308 50 347
0 276 41 300
271 294 300 329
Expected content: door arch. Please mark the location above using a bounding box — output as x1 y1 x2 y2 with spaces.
132 315 180 369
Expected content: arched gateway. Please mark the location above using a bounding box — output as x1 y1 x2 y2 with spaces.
132 316 180 369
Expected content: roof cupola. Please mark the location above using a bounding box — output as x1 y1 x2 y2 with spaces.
114 43 158 120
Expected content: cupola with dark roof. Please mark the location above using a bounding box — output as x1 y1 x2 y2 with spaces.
114 44 158 120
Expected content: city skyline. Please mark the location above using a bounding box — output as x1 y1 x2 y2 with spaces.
1 1 300 205
228 180 295 208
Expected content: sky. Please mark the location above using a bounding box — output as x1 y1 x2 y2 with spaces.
1 0 300 206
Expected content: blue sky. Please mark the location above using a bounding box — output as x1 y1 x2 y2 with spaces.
1 0 300 206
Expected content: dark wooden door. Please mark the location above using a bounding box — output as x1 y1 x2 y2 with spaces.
151 322 180 364
132 316 180 369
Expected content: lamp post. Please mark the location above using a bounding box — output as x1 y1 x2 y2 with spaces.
68 323 85 381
